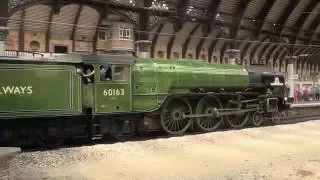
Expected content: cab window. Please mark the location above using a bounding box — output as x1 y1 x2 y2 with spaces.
99 65 127 81
113 66 126 81
100 65 112 81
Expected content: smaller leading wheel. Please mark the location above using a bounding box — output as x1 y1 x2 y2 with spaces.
252 112 264 127
225 97 250 129
160 97 193 135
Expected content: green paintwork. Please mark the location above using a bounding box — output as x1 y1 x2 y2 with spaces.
0 54 250 117
132 58 249 111
93 65 132 114
0 63 82 118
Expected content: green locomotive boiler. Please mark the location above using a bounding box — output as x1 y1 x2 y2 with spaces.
0 53 289 147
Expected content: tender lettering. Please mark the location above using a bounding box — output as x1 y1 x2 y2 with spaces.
103 88 125 96
0 86 33 95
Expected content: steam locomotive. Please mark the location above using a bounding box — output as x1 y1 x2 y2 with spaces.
0 53 290 147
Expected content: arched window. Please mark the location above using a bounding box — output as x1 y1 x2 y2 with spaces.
201 54 206 60
30 41 40 51
213 56 218 64
235 58 239 64
157 51 164 58
224 57 228 64
173 52 179 59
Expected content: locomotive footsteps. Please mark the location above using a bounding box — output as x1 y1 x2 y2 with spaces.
0 86 32 95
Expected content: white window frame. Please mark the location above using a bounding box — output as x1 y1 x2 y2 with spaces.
98 26 112 41
119 27 130 40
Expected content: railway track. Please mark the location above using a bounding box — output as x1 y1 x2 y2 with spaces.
21 103 320 152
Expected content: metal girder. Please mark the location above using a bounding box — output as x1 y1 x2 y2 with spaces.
137 0 152 41
272 45 284 68
305 48 320 66
245 0 276 63
219 0 249 63
309 47 320 65
300 48 314 74
0 0 9 26
220 42 228 64
252 0 276 38
241 36 269 64
166 0 189 58
150 23 165 58
293 0 318 43
92 3 108 53
45 9 53 52
276 0 300 33
18 7 25 51
257 43 271 63
71 4 83 52
182 23 201 58
278 48 289 71
230 0 249 47
265 44 277 65
306 13 320 43
195 0 222 59
208 33 221 62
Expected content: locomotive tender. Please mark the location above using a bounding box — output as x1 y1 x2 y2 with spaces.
0 53 289 147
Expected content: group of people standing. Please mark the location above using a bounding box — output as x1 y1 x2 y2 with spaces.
294 87 320 103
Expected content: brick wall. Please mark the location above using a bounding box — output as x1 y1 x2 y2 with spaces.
24 31 46 52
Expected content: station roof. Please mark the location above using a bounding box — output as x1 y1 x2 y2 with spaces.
5 0 320 66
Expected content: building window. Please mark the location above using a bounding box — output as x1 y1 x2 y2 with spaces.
235 58 239 64
98 30 112 41
201 54 206 60
224 57 228 64
30 41 40 51
173 52 179 58
157 51 164 58
213 56 218 64
188 53 193 59
119 27 130 39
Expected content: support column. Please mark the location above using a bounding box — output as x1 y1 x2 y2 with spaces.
135 40 152 58
286 56 296 99
0 27 8 56
0 0 9 56
225 49 240 65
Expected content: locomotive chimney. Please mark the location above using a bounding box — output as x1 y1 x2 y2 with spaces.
135 40 152 58
225 49 240 65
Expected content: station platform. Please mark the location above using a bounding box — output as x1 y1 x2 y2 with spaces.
291 101 320 108
0 147 21 180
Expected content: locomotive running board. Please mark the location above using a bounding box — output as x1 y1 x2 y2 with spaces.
182 108 257 118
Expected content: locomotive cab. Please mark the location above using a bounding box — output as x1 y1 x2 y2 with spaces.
79 54 134 114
